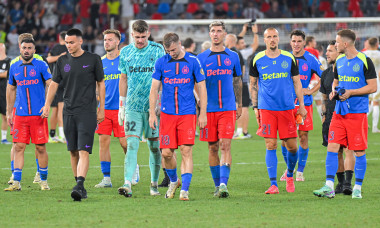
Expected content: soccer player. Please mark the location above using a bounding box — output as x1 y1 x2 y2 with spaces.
46 31 67 143
280 30 323 182
249 27 307 194
313 29 377 199
149 32 207 200
118 20 165 197
197 21 243 198
42 28 106 201
5 38 52 191
94 29 127 188
0 43 11 145
363 37 380 133
320 40 355 194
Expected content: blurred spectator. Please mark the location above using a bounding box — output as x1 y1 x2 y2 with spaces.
201 41 211 53
121 0 134 30
16 18 29 34
0 1 7 24
183 37 196 55
78 0 92 27
194 4 209 19
227 3 242 19
214 3 227 19
25 11 37 30
265 1 283 18
304 36 319 58
42 0 58 29
8 2 23 26
90 0 101 29
242 2 264 19
6 26 18 57
108 0 121 27
94 32 106 56
100 0 109 28
0 24 6 43
83 25 96 52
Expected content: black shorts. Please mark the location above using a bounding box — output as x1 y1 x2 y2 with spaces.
63 112 97 154
322 113 333 147
51 86 64 107
242 82 251 108
0 83 6 115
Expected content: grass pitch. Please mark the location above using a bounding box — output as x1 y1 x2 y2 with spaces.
1 109 380 227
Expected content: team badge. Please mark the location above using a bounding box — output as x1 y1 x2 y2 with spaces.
302 63 308 71
2 63 5 69
320 65 324 71
353 63 360 72
281 61 288 69
64 64 71 72
200 68 205 75
29 69 36 77
187 128 194 139
224 58 231 66
182 65 189 74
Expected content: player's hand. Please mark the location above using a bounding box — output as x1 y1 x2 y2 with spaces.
297 105 308 120
253 108 260 126
198 112 207 129
329 91 336 100
236 106 242 120
149 113 158 130
118 106 125 126
302 88 312 96
6 114 13 128
252 24 258 34
339 89 351 101
97 108 105 124
40 106 50 118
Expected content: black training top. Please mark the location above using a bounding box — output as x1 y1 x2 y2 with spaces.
53 51 104 115
319 65 336 116
0 57 11 89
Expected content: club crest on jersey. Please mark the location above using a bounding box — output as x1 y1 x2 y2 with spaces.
29 69 36 77
302 63 308 71
281 61 288 69
224 58 231 66
64 64 71 72
200 69 205 75
353 63 360 72
182 65 189 74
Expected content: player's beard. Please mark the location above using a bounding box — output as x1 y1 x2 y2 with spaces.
21 53 33 62
270 46 277 51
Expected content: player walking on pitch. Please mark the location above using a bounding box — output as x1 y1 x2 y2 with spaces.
94 29 128 188
42 28 106 201
313 29 377 199
118 20 165 197
249 27 307 194
149 32 207 200
197 21 243 198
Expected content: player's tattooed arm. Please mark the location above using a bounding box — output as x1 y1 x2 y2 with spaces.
233 76 243 108
249 76 258 108
149 79 162 130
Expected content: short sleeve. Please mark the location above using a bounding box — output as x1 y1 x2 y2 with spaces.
40 61 52 81
291 58 299 76
151 58 162 81
334 64 339 79
311 57 323 77
364 57 377 80
249 57 259 77
94 55 104 82
52 58 63 83
118 48 128 74
233 52 242 77
193 57 206 83
319 70 327 94
8 65 16 86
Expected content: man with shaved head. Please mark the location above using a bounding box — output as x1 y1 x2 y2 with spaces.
249 27 307 194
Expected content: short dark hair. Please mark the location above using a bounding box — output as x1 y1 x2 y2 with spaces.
59 31 67 40
237 36 244 42
132 20 149 33
290 30 305 40
21 38 35 46
103 29 121 40
305 36 315 45
209 21 226 31
328 40 336 46
337 29 356 42
183 38 194 49
163 33 179 48
66 28 83 37
368 37 379 47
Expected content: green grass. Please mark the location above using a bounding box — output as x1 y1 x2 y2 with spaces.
1 109 380 227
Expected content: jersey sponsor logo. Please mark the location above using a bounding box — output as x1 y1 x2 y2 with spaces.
163 77 191 84
64 64 71 72
353 63 360 72
261 66 269 69
206 62 213 67
338 75 360 82
104 73 121 80
16 79 39 86
164 70 171 73
281 61 289 69
300 75 308 80
129 66 154 73
224 58 231 66
206 69 232 77
302 63 308 71
182 65 189 74
29 69 36 77
262 72 288 80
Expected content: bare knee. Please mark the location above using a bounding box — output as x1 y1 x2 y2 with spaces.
161 149 174 160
